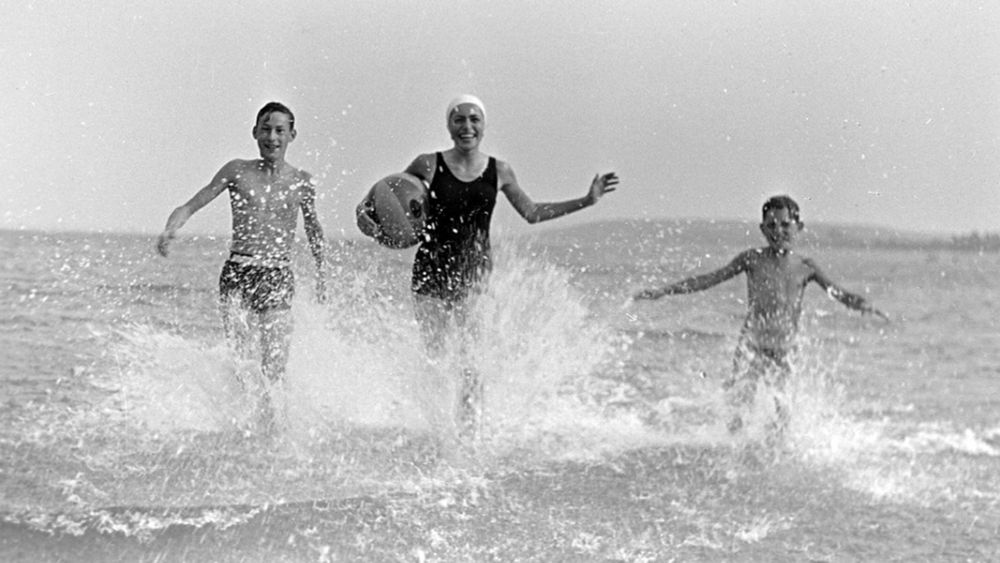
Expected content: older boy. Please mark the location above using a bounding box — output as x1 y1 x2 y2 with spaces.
156 101 327 395
634 195 887 439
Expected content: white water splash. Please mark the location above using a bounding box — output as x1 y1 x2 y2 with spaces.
105 240 671 464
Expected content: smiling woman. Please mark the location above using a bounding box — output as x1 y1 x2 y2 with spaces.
355 94 620 440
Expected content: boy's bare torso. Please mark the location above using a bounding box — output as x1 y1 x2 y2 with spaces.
226 159 311 261
739 247 816 351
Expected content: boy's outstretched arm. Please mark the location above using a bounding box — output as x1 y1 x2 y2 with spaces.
156 162 236 256
633 254 746 300
809 260 890 321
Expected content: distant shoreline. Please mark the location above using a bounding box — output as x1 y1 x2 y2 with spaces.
540 218 1000 254
2 218 997 253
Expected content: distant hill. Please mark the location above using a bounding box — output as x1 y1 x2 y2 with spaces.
527 218 995 253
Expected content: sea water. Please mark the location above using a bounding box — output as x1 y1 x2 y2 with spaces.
0 221 998 562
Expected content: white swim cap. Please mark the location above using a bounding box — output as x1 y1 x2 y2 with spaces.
446 94 486 122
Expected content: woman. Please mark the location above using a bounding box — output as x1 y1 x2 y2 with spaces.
358 94 619 436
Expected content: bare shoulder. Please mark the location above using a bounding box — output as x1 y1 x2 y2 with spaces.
399 153 434 184
221 158 252 176
207 159 254 189
736 247 765 266
293 167 315 188
495 158 517 187
798 254 821 270
495 157 514 175
798 254 831 280
235 158 265 170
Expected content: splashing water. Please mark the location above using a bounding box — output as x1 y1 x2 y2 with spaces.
2 239 672 527
2 229 998 559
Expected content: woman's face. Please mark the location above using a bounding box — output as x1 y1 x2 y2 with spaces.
448 103 485 151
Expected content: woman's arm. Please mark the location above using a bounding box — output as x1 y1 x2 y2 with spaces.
498 160 618 224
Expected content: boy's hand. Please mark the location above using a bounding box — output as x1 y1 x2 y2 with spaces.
156 231 174 257
865 306 891 323
856 298 890 322
315 276 328 305
633 288 664 300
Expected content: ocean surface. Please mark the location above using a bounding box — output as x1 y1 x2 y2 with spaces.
1 219 998 562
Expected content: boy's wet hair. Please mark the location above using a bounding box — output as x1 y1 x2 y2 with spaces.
255 101 295 131
762 195 801 223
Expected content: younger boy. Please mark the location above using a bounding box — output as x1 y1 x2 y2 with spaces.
156 102 327 418
633 195 888 439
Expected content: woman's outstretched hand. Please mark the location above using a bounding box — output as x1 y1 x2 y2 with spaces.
588 172 619 204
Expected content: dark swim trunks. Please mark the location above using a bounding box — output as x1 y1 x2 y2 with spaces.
218 254 295 312
411 152 498 303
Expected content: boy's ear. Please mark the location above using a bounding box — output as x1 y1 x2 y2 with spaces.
251 126 258 138
798 221 805 230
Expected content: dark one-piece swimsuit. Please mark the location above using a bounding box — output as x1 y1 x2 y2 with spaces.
411 152 498 303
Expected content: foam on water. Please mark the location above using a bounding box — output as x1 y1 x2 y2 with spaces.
111 328 255 433
770 349 1000 506
2 240 675 532
274 242 671 461
465 246 666 459
3 237 996 548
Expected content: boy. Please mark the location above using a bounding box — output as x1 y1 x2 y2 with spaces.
156 102 327 416
633 195 887 439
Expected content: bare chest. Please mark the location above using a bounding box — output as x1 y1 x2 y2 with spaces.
746 256 812 299
229 177 305 215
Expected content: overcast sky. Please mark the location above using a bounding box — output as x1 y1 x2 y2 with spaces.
3 1 997 237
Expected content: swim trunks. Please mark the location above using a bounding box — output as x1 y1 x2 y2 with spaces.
219 253 295 312
723 338 795 435
412 152 498 302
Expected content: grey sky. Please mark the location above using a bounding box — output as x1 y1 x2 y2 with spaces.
4 1 997 236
